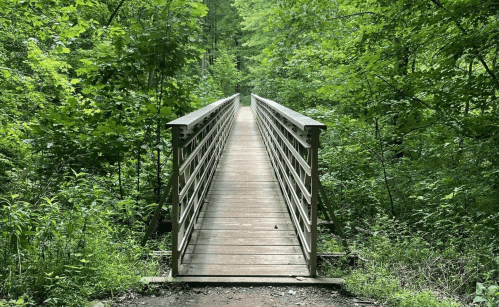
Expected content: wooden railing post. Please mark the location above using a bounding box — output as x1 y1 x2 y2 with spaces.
309 126 320 277
171 125 180 276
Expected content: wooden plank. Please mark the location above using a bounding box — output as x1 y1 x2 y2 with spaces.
179 264 309 276
201 204 286 209
218 158 270 162
197 217 291 224
185 245 303 255
223 147 267 151
221 152 268 157
198 211 289 218
195 222 294 231
221 156 267 159
214 169 273 174
202 197 285 203
182 254 305 265
143 275 344 285
200 206 287 212
204 195 284 200
207 189 281 195
188 234 299 246
221 145 267 149
203 201 285 207
202 201 286 207
191 229 296 238
217 161 271 165
212 169 275 175
203 196 284 201
209 182 280 189
201 207 288 213
211 175 277 182
207 184 280 190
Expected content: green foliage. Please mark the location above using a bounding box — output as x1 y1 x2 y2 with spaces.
0 0 206 305
211 52 241 96
474 282 499 307
239 0 499 304
193 75 224 105
0 172 158 305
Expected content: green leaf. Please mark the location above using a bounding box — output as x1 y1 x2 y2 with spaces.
477 282 486 294
473 296 487 303
1 69 11 78
441 193 453 200
56 46 70 54
68 97 77 106
189 2 208 17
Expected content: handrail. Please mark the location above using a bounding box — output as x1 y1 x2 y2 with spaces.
167 94 240 276
251 93 347 277
252 94 326 131
167 94 239 130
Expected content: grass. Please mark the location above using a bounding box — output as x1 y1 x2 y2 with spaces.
318 226 489 307
0 232 159 307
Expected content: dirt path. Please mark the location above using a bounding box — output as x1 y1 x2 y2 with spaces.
109 285 378 307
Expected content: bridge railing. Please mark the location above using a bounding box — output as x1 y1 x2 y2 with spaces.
251 94 326 276
166 94 240 275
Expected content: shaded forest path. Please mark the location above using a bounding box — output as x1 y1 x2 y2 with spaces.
109 285 369 307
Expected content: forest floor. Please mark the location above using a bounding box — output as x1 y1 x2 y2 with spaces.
105 285 380 307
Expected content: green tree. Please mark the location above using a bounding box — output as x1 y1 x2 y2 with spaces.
211 51 241 95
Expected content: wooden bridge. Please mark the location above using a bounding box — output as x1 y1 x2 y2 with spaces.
142 94 347 282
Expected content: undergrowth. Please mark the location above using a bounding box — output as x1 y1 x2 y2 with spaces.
0 172 168 306
319 215 499 307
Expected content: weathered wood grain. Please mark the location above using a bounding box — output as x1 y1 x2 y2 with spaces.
143 275 344 285
188 235 299 246
185 244 303 255
182 254 305 265
198 211 289 218
179 264 309 276
191 229 296 238
195 222 294 231
200 206 288 213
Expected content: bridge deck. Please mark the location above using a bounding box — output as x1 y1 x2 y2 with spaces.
179 106 309 276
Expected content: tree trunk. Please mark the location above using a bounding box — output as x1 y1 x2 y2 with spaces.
136 142 141 206
118 110 124 200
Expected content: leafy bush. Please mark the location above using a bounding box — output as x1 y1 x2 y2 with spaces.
474 283 499 307
0 172 157 306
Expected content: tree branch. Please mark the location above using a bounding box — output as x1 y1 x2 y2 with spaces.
327 12 376 21
429 0 499 84
107 0 127 27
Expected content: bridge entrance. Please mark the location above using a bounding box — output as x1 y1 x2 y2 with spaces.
142 94 348 279
179 106 309 276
